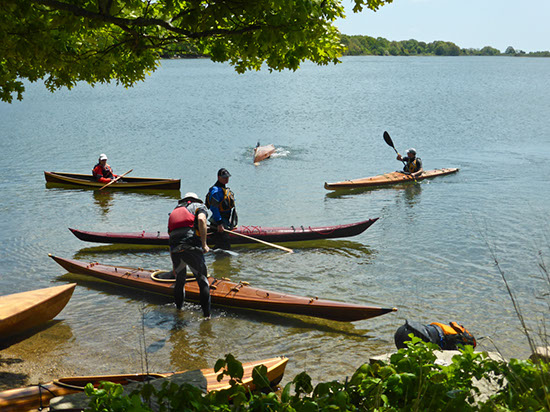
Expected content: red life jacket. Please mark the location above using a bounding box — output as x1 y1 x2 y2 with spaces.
92 163 114 182
168 204 196 233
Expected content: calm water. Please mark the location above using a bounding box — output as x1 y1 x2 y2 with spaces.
1 56 550 386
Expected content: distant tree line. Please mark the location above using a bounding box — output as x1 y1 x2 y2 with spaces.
340 35 550 57
157 35 550 59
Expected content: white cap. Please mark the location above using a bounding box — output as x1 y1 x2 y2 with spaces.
407 148 416 155
181 192 202 203
99 153 108 161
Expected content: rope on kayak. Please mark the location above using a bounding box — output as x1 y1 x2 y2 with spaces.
37 383 59 411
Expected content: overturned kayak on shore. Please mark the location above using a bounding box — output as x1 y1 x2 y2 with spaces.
324 168 459 190
0 284 76 341
44 171 181 190
50 255 396 322
0 356 288 411
68 219 378 246
254 143 276 163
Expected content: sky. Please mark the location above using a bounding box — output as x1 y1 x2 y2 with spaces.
335 0 550 52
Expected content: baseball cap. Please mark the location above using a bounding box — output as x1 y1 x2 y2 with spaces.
217 168 231 178
99 153 108 161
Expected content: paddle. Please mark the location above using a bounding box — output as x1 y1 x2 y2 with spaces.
99 169 133 190
223 228 294 254
383 131 416 181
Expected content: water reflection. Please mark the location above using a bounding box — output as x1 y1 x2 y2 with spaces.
324 181 421 199
93 190 114 215
74 244 167 259
169 314 214 370
46 183 181 200
400 183 422 207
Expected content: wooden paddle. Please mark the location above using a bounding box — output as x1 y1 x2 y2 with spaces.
223 228 294 254
383 131 416 181
99 169 133 190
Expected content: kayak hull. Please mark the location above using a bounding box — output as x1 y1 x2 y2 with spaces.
49 255 396 322
44 171 181 190
0 284 76 340
0 356 288 411
324 168 459 190
254 144 276 163
69 219 378 246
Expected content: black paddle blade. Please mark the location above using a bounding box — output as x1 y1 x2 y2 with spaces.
383 131 395 148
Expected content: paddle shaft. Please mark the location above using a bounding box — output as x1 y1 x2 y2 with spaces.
223 228 294 253
99 169 133 190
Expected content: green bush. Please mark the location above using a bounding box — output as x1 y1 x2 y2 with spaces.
84 343 550 411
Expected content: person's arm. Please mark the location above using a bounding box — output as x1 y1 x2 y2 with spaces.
196 212 210 253
412 159 423 178
208 188 225 231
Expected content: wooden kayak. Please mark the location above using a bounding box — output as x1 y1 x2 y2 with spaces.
324 168 459 190
49 255 396 322
68 219 378 246
44 171 181 190
0 284 76 340
254 144 276 163
0 356 288 411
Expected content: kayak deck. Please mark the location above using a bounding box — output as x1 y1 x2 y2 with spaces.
0 284 76 340
68 219 378 246
49 255 396 322
324 168 459 190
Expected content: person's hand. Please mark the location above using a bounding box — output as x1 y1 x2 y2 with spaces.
203 245 210 253
397 154 402 161
217 224 224 233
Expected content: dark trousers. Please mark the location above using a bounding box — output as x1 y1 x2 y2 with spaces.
170 248 211 317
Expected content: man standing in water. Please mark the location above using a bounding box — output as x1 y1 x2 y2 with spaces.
397 148 423 179
168 192 211 318
205 168 237 250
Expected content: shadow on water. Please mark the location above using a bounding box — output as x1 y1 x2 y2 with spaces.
73 244 168 259
45 183 181 200
0 320 72 350
54 273 375 338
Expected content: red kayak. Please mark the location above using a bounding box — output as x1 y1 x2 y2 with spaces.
69 219 378 246
49 255 396 322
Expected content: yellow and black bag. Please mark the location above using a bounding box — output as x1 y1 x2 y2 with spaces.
395 320 476 350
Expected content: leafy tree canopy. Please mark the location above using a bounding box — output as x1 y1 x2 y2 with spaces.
0 0 392 102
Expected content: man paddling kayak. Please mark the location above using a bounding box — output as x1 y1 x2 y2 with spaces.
397 148 423 179
92 153 119 183
168 192 211 318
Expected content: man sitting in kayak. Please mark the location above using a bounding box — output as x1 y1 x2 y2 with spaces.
168 192 211 318
92 153 119 183
397 148 423 178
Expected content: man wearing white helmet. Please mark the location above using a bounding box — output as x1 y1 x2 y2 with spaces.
168 192 211 318
92 153 119 183
397 148 423 178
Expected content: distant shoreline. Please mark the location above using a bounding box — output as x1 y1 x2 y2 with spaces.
160 34 550 59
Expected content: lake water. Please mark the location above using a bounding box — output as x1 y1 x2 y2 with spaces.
1 56 549 387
